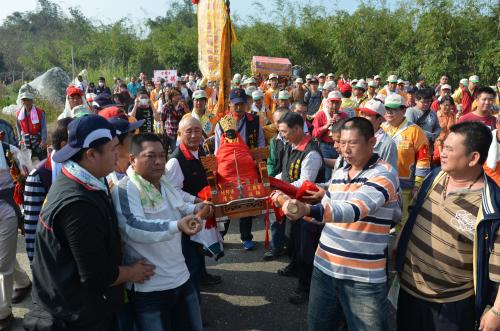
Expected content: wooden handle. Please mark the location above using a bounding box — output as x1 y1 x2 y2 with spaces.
274 193 300 218
188 217 200 230
195 204 212 220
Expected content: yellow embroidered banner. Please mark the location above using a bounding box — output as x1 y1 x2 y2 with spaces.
197 0 228 81
197 0 236 117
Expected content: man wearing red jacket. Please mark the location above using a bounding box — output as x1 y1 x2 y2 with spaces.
312 90 348 180
459 75 480 116
15 91 47 160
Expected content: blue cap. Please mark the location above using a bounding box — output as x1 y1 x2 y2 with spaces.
53 114 116 163
229 88 247 104
108 117 144 136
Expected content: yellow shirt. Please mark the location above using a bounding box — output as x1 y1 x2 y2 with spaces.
382 119 430 189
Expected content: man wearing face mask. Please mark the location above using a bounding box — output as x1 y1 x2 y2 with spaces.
94 77 111 96
129 89 159 134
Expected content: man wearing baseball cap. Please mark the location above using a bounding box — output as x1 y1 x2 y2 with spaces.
250 90 275 141
381 94 430 230
317 73 326 89
313 91 348 180
16 90 48 160
351 82 368 112
359 99 398 169
214 88 265 250
364 80 379 104
431 83 456 113
183 89 217 137
31 115 154 329
59 85 92 120
278 90 292 110
291 77 307 104
264 73 280 112
458 75 481 116
378 75 406 101
452 78 469 114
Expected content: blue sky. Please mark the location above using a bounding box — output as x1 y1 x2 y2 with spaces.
0 0 362 25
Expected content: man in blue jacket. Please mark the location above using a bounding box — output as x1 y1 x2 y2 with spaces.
395 121 500 331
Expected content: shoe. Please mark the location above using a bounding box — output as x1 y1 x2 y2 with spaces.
277 264 298 277
12 282 31 304
201 273 222 286
242 240 255 250
288 289 309 305
0 314 13 331
263 248 287 261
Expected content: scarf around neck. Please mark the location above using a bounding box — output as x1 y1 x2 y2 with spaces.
126 166 184 214
63 160 108 192
17 105 39 124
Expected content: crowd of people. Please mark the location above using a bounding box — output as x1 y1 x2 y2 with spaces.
0 69 499 331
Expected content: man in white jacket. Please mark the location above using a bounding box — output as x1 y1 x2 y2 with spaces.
112 133 212 331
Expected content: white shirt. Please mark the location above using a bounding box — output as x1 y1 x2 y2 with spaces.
165 150 199 203
112 176 195 292
275 146 322 187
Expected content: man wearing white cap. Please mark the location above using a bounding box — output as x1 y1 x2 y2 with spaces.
251 90 274 140
278 90 292 110
458 75 480 116
16 91 47 160
382 94 430 229
305 74 313 91
264 73 280 112
244 77 257 89
365 80 379 104
452 78 469 114
232 73 242 88
351 82 368 111
291 77 307 104
359 99 398 169
183 90 217 137
317 73 326 89
326 73 335 82
378 75 406 101
318 81 336 115
373 75 382 91
431 83 456 113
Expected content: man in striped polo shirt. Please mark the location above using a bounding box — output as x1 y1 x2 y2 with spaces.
395 121 500 331
278 117 401 330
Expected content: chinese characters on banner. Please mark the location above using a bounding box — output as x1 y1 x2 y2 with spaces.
197 0 228 81
153 70 177 83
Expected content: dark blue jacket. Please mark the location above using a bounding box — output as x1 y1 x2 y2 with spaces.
396 167 500 322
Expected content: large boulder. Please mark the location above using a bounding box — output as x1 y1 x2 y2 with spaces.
29 67 70 105
2 104 18 116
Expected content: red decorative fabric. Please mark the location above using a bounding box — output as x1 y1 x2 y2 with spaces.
216 133 259 186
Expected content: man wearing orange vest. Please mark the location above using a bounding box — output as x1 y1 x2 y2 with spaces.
15 91 47 160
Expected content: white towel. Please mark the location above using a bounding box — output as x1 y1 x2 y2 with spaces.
17 105 39 125
486 129 500 170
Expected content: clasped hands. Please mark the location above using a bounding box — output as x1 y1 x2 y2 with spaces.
270 186 326 221
178 201 215 235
